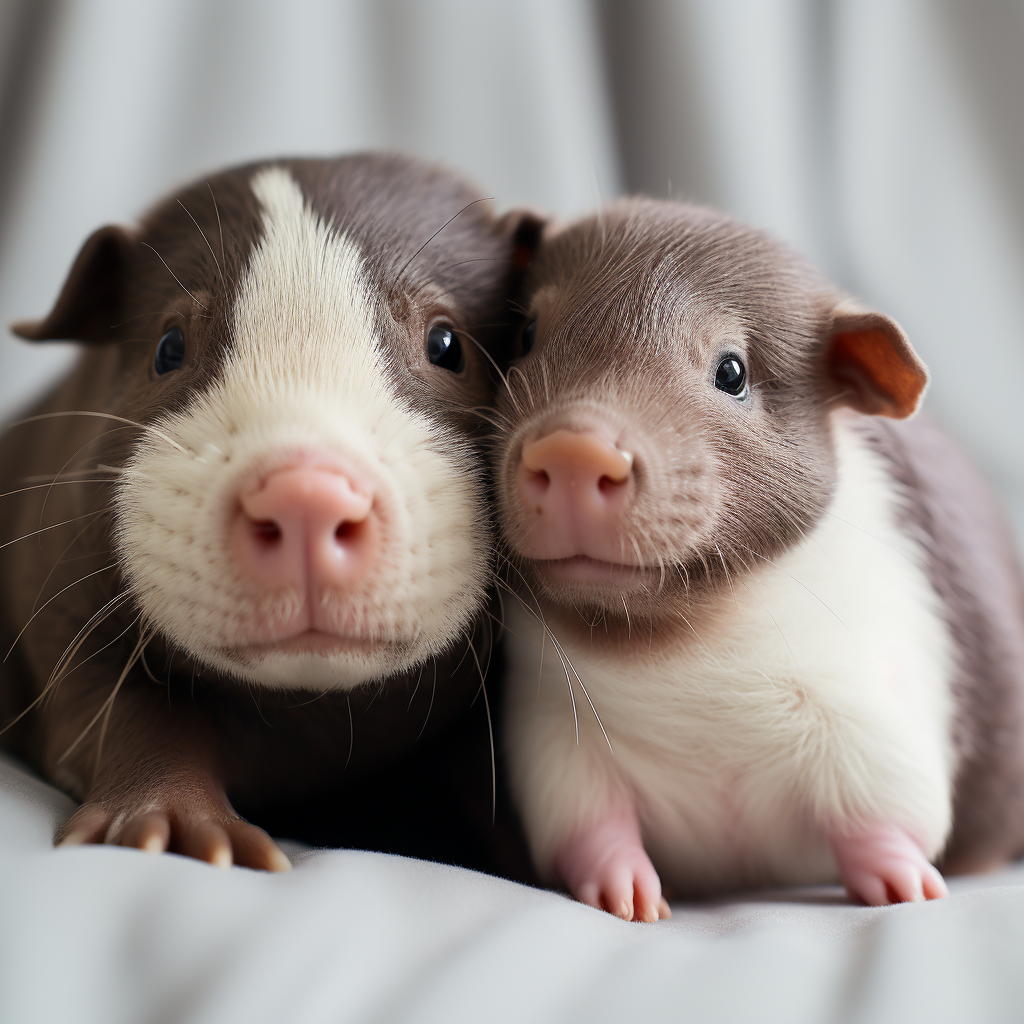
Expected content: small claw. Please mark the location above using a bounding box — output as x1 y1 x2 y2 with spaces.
922 866 950 901
179 820 233 869
120 811 171 855
893 868 925 904
264 845 292 873
848 873 888 906
831 822 948 906
210 845 233 870
56 805 109 847
610 896 633 921
632 889 660 923
228 822 291 872
556 805 664 923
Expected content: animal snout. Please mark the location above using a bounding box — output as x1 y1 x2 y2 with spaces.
516 429 634 561
233 462 378 591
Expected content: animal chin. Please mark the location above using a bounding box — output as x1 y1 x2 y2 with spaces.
246 629 385 656
212 630 415 690
534 555 653 585
220 603 416 660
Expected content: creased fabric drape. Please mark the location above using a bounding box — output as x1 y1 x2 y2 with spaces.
1 0 1021 534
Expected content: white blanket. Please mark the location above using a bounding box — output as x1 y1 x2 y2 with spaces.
2 751 1022 1024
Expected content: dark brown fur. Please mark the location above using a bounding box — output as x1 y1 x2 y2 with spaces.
0 154 535 872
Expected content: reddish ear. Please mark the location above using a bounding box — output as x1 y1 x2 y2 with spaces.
827 305 928 419
11 225 139 343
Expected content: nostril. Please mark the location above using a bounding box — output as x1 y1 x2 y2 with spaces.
598 475 626 497
252 520 282 546
335 519 361 543
529 469 550 492
519 467 551 506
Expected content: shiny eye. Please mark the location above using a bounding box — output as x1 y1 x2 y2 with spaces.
427 324 463 372
715 356 747 398
154 327 185 375
521 320 537 355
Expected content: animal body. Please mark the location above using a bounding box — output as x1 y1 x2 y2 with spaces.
0 154 534 870
492 198 1024 920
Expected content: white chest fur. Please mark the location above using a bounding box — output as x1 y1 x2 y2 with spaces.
503 421 956 894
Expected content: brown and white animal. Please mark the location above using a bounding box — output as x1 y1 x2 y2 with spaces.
0 154 533 870
492 198 1024 920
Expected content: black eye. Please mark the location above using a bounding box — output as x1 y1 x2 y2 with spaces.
154 327 185 375
521 320 537 355
715 356 747 397
427 324 463 372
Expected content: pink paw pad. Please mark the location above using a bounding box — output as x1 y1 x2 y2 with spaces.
829 821 949 906
555 805 669 922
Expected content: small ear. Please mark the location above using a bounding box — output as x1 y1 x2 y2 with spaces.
11 225 139 342
497 207 548 272
826 304 929 419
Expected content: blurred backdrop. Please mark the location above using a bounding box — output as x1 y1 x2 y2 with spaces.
1 0 1022 536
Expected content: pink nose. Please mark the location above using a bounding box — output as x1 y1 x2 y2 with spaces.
516 429 634 561
233 464 376 590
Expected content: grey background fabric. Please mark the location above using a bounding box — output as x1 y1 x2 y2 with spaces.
3 748 1024 1024
1 1 1021 539
1 7 1023 1020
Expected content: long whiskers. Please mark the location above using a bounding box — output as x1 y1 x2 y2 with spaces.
407 661 425 712
208 182 226 266
0 593 132 745
18 465 123 484
396 197 494 281
506 365 536 414
495 557 613 753
0 509 106 553
715 543 737 608
739 543 855 638
5 563 116 661
36 432 129 530
0 478 119 500
4 411 186 454
177 198 225 288
54 614 140 698
415 661 438 742
81 627 156 775
345 695 354 770
464 632 497 822
44 595 135 702
140 241 208 311
455 328 523 417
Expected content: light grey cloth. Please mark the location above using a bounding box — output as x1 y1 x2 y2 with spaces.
2 1 1023 540
2 750 1022 1024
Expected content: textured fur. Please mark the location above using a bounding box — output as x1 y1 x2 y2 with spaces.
0 154 531 867
492 197 1024 898
505 418 955 893
117 168 487 688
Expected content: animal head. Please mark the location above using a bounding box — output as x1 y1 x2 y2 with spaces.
14 155 535 689
492 198 927 621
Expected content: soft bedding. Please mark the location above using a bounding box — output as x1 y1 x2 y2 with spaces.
1 751 1022 1024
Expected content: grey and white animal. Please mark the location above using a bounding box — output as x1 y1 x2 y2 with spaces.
491 198 1024 920
0 154 534 869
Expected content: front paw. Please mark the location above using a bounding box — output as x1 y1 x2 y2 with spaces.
830 821 948 905
555 806 669 923
56 786 291 873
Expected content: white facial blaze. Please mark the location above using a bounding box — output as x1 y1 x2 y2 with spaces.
231 168 392 411
115 167 488 690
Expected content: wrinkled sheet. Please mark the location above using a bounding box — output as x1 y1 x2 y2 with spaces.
2 752 1023 1024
